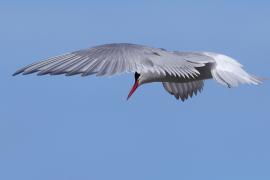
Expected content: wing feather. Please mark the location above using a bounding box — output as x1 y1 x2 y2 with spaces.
162 80 204 101
13 43 205 78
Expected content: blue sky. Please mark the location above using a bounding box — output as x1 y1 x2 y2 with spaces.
1 1 270 180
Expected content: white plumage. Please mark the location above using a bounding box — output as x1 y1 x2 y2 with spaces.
13 43 262 101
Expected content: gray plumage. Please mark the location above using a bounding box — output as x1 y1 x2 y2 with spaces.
13 43 262 101
13 43 203 78
163 81 204 101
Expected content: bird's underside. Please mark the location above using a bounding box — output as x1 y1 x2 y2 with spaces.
13 43 262 101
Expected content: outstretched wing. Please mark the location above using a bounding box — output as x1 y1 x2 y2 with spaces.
13 43 205 78
162 80 204 101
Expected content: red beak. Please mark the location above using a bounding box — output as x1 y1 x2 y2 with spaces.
127 80 139 100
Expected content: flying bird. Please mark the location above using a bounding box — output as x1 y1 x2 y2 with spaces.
13 43 262 101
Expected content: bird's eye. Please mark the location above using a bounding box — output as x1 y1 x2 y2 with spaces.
134 72 140 81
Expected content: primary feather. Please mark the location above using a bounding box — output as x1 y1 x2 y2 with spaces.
13 43 262 101
13 43 204 78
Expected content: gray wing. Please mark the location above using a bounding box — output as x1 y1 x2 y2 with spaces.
13 43 205 78
162 80 204 101
173 51 215 64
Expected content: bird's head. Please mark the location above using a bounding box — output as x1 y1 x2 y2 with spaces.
127 72 143 100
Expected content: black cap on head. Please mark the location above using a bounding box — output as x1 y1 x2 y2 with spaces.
134 72 140 81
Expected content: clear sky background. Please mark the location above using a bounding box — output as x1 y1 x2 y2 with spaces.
1 1 270 180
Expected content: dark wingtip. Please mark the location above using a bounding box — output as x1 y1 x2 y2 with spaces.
12 71 22 76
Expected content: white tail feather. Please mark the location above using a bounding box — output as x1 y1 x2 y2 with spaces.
203 52 262 87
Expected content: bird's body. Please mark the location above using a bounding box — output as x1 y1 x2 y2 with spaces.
14 43 262 101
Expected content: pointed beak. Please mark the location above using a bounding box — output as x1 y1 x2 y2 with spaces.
127 80 139 100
